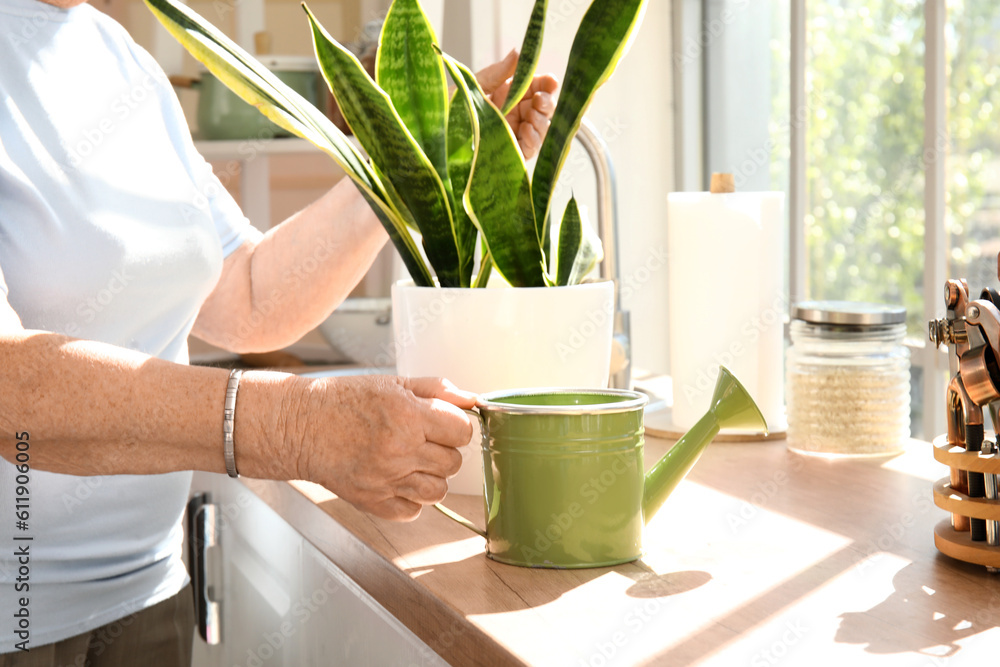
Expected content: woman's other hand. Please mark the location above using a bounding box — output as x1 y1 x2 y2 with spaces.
476 49 559 160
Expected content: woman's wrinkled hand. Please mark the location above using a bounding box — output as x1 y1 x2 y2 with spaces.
476 49 559 160
293 375 477 521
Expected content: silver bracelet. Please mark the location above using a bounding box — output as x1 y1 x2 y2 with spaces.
223 369 243 478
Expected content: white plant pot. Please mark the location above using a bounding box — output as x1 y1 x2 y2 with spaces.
391 279 615 494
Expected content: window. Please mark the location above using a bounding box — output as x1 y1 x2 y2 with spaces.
677 0 1000 439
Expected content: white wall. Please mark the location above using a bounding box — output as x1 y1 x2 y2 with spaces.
704 0 773 191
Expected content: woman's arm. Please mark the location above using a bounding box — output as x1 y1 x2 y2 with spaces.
0 295 474 521
191 178 387 353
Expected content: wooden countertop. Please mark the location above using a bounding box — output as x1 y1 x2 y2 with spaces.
240 431 1000 666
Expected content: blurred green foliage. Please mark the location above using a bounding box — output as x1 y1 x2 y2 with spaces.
776 0 1000 333
946 1 1000 292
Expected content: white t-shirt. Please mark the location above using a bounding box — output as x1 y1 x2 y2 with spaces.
0 0 261 649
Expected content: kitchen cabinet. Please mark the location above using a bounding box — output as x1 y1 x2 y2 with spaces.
187 472 447 666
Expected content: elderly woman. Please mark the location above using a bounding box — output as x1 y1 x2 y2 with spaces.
0 0 558 663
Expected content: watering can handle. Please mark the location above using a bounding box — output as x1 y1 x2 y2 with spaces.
433 503 486 537
432 408 487 538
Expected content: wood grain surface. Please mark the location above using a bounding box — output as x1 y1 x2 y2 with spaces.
241 434 1000 666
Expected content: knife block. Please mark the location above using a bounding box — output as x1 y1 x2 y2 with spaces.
931 434 1000 569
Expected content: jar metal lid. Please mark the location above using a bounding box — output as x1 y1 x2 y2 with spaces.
791 300 906 326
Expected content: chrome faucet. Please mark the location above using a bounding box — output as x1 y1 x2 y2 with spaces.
575 118 632 389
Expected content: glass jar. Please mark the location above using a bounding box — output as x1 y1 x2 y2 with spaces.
786 301 910 457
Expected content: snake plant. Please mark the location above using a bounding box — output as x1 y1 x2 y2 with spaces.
146 0 647 288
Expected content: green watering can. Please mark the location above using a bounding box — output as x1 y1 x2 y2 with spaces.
435 366 767 568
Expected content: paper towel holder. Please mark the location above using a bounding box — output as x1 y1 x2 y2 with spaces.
710 172 735 194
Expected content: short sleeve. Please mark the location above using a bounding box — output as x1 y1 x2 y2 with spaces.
126 39 264 258
190 153 265 258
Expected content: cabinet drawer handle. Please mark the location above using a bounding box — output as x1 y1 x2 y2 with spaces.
187 493 222 645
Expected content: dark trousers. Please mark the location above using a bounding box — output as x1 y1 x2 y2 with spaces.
1 586 193 667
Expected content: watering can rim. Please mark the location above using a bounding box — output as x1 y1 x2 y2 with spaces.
477 387 649 416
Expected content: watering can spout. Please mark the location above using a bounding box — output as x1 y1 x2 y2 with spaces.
642 366 767 523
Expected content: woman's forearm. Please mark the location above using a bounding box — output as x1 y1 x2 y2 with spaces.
0 330 301 479
0 329 475 521
193 178 389 353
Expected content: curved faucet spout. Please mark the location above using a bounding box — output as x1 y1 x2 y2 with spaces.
576 119 631 389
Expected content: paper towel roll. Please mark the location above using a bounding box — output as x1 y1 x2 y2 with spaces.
667 191 786 431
